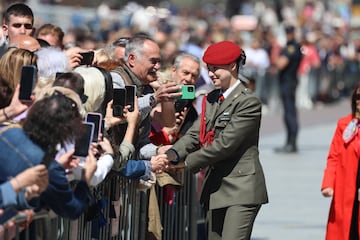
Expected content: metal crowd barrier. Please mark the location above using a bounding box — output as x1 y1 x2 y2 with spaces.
4 171 204 240
156 171 203 240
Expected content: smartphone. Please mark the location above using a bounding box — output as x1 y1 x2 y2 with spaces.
178 85 195 100
174 99 189 113
19 65 37 102
100 119 105 136
85 112 102 142
113 88 126 117
55 72 64 79
0 207 17 225
74 122 94 158
125 85 136 112
79 51 94 65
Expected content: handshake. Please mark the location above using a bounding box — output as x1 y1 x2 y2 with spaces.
151 146 186 174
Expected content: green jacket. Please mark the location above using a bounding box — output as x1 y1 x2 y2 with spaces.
172 82 268 210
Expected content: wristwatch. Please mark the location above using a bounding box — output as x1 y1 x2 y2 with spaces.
149 94 157 108
166 149 179 165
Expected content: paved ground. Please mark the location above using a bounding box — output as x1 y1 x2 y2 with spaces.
251 99 349 240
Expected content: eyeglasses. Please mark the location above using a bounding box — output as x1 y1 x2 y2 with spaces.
11 23 33 30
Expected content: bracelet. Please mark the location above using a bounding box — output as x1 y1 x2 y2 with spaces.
2 108 10 120
156 144 163 154
103 152 114 159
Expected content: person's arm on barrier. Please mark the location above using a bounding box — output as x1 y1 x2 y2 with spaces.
0 165 48 210
39 149 96 220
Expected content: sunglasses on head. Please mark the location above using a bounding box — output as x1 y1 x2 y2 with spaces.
53 90 78 110
113 37 130 47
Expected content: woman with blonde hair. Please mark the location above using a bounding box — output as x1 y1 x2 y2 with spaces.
0 48 38 94
73 66 110 115
0 48 38 123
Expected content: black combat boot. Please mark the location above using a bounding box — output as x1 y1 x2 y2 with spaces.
274 137 298 153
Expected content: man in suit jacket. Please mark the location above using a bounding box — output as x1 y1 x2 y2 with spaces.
163 41 268 239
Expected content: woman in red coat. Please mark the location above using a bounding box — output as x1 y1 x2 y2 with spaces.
322 84 360 240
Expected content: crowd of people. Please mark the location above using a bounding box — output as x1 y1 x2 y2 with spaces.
0 0 358 239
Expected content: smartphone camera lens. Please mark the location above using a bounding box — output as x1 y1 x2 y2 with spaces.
188 86 194 92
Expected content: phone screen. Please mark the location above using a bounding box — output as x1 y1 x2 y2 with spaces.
113 88 126 116
85 113 102 142
55 72 64 79
125 85 136 112
178 85 195 100
79 51 94 65
19 65 36 102
174 99 190 112
0 207 17 225
74 122 94 158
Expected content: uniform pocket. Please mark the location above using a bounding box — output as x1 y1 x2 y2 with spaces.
214 119 228 129
230 158 256 177
228 147 258 177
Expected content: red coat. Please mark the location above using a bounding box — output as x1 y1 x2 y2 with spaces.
321 114 360 240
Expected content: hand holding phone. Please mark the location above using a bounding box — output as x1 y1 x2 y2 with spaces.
174 99 190 113
177 85 195 100
79 51 94 65
19 65 37 102
0 207 17 225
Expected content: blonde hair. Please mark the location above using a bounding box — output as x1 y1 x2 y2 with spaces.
34 76 54 99
94 48 121 71
73 66 106 113
0 47 38 91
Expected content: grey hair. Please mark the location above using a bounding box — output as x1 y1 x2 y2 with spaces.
36 47 68 78
124 35 155 60
173 52 200 69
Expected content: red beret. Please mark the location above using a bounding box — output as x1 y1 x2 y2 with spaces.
202 41 242 65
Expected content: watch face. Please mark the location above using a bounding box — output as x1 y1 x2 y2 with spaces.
150 95 156 107
166 149 178 164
